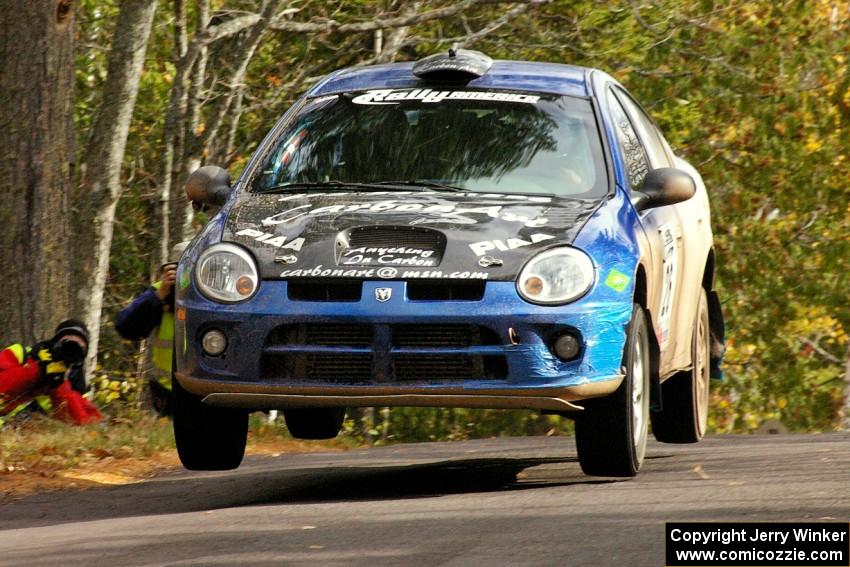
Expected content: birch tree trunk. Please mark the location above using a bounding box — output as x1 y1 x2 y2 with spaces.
75 0 158 378
0 0 76 345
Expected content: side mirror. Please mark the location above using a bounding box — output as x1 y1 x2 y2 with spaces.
185 165 232 207
631 168 696 212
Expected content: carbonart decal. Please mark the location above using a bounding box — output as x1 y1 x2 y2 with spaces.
226 192 602 281
351 89 540 106
262 200 549 228
280 265 488 280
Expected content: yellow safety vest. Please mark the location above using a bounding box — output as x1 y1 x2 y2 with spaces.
150 281 174 391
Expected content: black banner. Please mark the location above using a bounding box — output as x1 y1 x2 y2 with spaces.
666 522 849 566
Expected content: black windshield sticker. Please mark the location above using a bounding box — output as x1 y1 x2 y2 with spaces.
351 89 541 106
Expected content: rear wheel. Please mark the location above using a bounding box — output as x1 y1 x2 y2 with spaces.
651 288 710 443
575 304 650 477
284 408 346 440
172 377 248 470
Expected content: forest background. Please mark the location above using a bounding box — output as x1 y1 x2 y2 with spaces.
1 0 849 443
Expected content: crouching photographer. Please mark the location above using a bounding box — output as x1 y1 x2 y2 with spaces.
0 320 102 426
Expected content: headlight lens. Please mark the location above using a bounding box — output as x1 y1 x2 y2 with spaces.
195 243 259 303
517 247 595 304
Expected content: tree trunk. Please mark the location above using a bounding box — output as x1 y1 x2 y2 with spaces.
75 0 158 378
0 0 76 346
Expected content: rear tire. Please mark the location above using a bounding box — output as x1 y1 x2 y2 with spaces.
651 288 710 443
575 304 650 477
172 377 248 470
284 408 346 440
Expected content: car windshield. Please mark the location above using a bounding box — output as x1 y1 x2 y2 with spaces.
252 89 607 197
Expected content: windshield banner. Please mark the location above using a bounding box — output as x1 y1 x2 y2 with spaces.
352 88 541 106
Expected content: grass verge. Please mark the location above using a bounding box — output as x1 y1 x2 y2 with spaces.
0 413 349 499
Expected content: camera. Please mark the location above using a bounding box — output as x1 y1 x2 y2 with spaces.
50 338 86 366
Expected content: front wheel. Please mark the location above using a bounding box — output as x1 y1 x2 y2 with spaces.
172 377 248 470
651 288 710 443
575 304 650 477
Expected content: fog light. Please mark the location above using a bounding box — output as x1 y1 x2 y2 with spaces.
553 332 581 361
202 329 228 356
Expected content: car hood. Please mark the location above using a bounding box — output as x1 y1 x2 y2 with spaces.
223 191 601 281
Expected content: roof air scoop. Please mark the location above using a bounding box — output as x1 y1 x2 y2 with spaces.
412 48 493 83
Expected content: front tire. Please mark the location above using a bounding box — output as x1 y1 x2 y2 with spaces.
651 288 710 443
283 408 346 440
172 377 248 470
575 304 650 477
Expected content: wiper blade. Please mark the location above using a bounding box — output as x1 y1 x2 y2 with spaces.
255 180 397 194
256 178 473 194
256 180 468 194
371 180 467 192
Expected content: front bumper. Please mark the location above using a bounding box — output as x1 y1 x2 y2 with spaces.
175 280 631 411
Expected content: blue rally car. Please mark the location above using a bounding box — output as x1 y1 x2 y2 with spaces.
174 50 724 476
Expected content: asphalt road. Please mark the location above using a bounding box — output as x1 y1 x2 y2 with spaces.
0 433 848 567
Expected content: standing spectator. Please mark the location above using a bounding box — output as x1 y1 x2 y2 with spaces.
116 242 188 416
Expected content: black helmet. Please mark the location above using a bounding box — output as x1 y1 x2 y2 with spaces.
52 319 90 345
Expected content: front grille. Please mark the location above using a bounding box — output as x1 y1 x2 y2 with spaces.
266 323 372 346
394 355 507 381
263 352 372 382
346 225 444 249
392 324 500 348
261 323 506 383
288 280 362 302
407 281 486 301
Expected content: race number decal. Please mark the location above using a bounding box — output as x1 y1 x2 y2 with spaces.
657 224 679 349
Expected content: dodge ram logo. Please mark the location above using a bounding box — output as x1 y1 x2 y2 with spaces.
375 288 392 302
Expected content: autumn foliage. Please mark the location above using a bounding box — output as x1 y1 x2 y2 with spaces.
70 1 850 435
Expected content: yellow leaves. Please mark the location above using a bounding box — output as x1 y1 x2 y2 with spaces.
777 398 788 409
743 413 760 430
782 304 848 351
773 122 787 135
93 375 135 407
804 133 823 153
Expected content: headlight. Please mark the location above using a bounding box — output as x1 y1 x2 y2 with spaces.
195 243 259 303
517 247 595 304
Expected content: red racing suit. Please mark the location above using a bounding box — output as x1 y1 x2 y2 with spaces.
0 344 101 425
